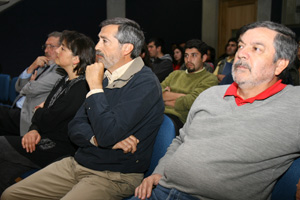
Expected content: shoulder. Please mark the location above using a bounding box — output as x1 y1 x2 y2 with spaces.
198 85 228 99
197 70 218 82
170 70 185 76
132 66 160 85
280 85 300 99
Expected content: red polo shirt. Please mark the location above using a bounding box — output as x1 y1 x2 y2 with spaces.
224 80 287 106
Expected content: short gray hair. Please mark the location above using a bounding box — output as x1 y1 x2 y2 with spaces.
48 31 62 45
238 21 297 64
100 17 145 59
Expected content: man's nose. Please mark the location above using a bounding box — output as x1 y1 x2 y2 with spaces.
95 41 102 50
237 47 248 59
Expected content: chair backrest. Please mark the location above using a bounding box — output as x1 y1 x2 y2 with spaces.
271 157 300 200
0 74 11 103
9 76 19 104
144 115 176 177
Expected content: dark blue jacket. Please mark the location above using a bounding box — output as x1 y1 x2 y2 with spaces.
68 57 165 173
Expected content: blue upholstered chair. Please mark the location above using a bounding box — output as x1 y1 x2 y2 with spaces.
122 114 176 199
143 114 176 177
271 157 300 200
0 74 11 104
9 77 19 104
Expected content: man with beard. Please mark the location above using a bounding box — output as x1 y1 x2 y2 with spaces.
161 39 217 134
2 17 164 200
214 37 238 83
0 32 63 136
130 21 300 200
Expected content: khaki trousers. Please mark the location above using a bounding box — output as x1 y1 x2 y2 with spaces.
1 157 143 200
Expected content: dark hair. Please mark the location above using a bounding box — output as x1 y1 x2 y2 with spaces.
61 30 95 75
148 37 166 54
207 46 216 64
184 39 208 57
227 37 238 45
224 37 238 54
172 46 184 66
237 21 298 81
100 17 145 59
141 42 153 69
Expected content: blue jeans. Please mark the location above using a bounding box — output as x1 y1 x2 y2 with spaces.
129 184 199 200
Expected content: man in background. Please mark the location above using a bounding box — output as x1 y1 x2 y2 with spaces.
148 37 173 82
161 39 218 134
0 32 63 136
214 37 238 83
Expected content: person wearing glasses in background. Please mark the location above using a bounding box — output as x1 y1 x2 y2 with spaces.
0 31 63 137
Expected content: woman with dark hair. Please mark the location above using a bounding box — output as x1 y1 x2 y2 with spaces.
172 46 184 70
205 46 216 71
0 30 95 194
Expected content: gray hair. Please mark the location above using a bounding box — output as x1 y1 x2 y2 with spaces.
238 21 297 64
48 31 62 45
100 17 145 59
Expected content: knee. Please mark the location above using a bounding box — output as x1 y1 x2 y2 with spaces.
1 186 15 200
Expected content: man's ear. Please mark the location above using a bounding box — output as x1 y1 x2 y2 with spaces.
72 55 80 65
202 54 207 63
275 59 289 76
122 43 134 56
157 46 162 53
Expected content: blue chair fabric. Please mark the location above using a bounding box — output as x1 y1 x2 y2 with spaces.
0 74 11 103
271 157 300 200
9 77 19 104
123 115 176 200
144 115 176 177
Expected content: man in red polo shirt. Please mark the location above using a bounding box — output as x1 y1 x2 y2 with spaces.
130 21 300 200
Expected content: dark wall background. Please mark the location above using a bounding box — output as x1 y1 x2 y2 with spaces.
0 0 106 77
0 0 203 77
0 0 298 77
271 0 300 39
126 0 202 54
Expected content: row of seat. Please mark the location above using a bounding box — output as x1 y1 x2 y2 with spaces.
0 74 19 106
1 72 299 199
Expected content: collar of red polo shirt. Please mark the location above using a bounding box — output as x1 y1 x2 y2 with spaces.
224 80 286 106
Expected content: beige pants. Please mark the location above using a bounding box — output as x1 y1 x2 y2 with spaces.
1 157 143 200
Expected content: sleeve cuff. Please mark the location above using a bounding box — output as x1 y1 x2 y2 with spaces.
86 89 104 98
90 136 97 146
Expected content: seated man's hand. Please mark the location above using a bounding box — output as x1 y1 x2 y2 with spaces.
22 130 41 153
86 62 104 90
135 174 162 200
33 101 45 113
217 74 225 82
296 178 300 200
30 70 38 81
28 56 49 74
112 135 139 153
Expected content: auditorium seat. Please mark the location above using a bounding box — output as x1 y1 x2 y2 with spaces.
0 74 11 104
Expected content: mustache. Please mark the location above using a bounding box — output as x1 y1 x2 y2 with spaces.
186 62 194 66
95 50 105 63
96 50 104 57
233 60 251 71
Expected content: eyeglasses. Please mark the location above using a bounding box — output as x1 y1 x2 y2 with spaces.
42 44 59 50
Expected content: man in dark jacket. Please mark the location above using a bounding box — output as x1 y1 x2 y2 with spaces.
148 37 173 82
2 17 164 200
